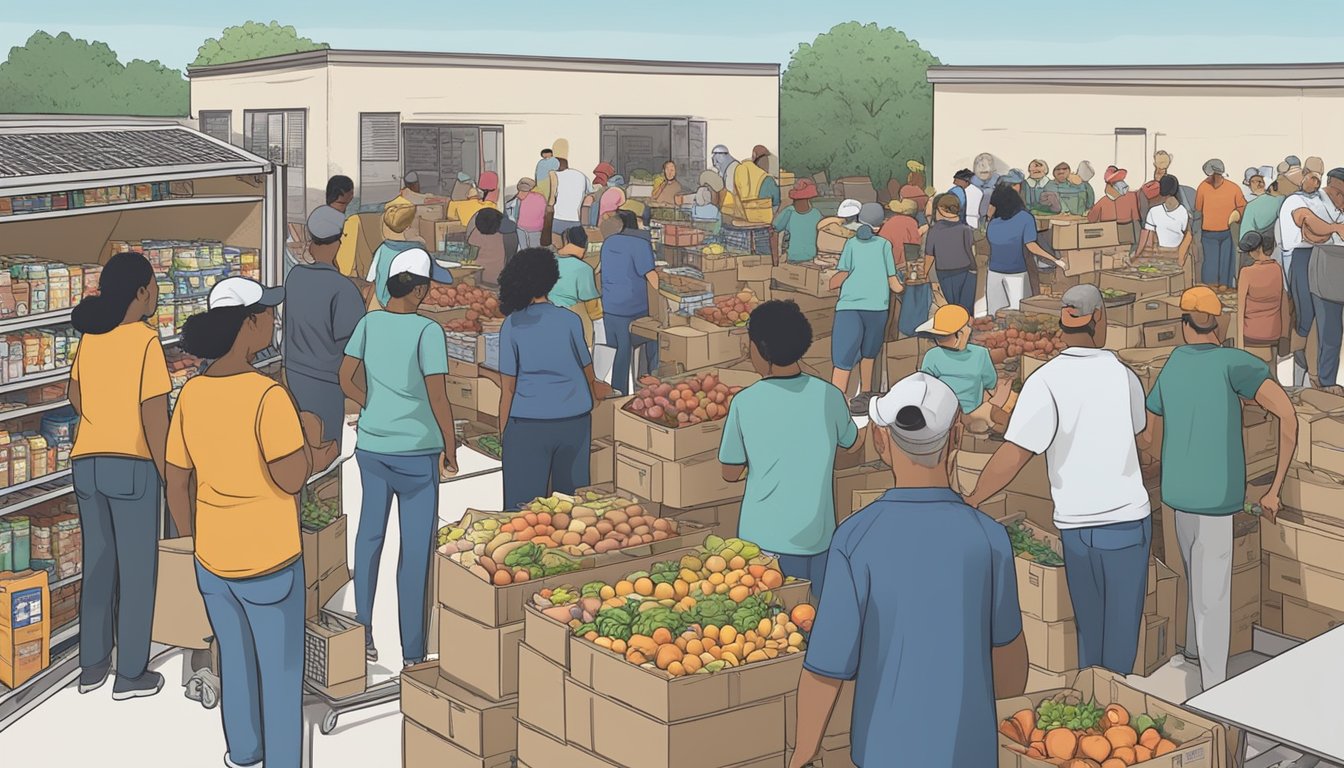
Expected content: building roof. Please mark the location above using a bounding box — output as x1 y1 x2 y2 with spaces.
187 48 780 79
927 63 1344 88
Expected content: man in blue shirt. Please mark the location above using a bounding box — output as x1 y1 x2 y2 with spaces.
599 210 660 394
791 372 1027 768
949 168 973 225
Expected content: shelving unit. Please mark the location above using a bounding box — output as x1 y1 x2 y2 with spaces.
0 122 286 732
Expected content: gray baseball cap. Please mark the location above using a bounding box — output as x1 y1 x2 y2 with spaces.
858 201 885 228
1202 158 1226 176
404 171 420 184
306 205 347 241
1060 284 1104 328
1001 168 1026 185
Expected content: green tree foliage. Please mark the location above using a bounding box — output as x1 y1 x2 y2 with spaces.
781 22 941 187
193 21 327 68
0 31 187 116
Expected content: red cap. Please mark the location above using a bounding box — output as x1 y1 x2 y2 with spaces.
789 178 819 200
1104 166 1127 184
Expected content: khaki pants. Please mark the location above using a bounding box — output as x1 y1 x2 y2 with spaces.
567 303 595 350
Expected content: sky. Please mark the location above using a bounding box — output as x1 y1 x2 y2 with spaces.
3 0 1344 71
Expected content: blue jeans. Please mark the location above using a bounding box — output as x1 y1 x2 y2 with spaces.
937 269 975 315
831 310 887 371
196 559 305 768
1290 246 1315 338
777 550 829 599
1200 230 1235 287
1312 294 1344 387
502 414 592 511
1059 517 1151 675
605 313 659 395
72 456 160 680
354 450 440 664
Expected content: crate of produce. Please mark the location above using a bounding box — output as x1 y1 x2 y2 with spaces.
1099 261 1187 299
1008 520 1071 622
300 471 347 591
615 369 759 461
420 283 503 321
692 289 762 329
969 312 1065 369
661 224 707 248
720 224 771 255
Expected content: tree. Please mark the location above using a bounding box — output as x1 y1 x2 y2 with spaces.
781 23 941 189
193 21 327 68
0 31 187 116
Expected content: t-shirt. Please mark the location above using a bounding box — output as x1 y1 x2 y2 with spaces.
835 231 897 312
1241 193 1283 237
773 206 824 263
334 213 361 277
985 210 1038 274
877 215 921 257
534 158 561 198
516 192 547 232
1240 261 1285 343
499 303 594 421
166 372 305 579
1144 204 1191 249
949 185 969 224
453 199 493 227
964 184 984 229
1005 348 1151 529
598 187 627 221
717 375 857 555
1195 180 1248 233
1087 192 1141 224
920 345 997 414
1278 195 1312 255
804 488 1021 768
1146 344 1270 515
924 219 975 273
599 231 656 317
70 322 172 461
552 168 589 222
549 255 599 309
345 311 450 455
367 239 423 307
283 262 366 385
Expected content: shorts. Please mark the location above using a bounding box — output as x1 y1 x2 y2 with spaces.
831 309 886 371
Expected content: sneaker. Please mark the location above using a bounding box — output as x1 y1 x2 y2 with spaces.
112 671 164 701
403 658 425 669
224 752 262 768
78 662 111 694
365 639 378 663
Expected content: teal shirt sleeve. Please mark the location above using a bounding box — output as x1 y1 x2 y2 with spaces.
717 395 747 465
772 207 792 231
344 316 369 360
978 347 997 392
830 384 859 449
882 240 897 277
578 264 599 302
919 348 937 376
1228 351 1271 400
1145 372 1164 416
417 322 450 377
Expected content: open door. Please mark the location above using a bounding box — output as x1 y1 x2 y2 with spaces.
1114 128 1148 182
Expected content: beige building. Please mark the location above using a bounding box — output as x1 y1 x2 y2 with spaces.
187 49 780 222
928 64 1344 192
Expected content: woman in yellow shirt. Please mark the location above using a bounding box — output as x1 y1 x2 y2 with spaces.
69 251 171 700
166 277 336 768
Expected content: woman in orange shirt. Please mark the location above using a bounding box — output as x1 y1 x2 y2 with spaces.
69 251 171 700
166 277 336 768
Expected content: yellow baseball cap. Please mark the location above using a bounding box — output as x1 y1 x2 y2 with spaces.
915 304 971 336
1179 286 1223 316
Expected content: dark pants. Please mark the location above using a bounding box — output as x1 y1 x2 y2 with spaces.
1312 293 1344 387
72 456 160 681
1200 230 1235 287
1059 517 1152 675
1290 246 1315 338
937 269 975 315
285 368 344 446
605 313 659 395
777 550 829 599
502 414 592 511
896 282 934 337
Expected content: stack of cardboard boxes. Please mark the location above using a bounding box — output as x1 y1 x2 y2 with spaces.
1039 217 1128 295
302 470 350 621
0 568 49 689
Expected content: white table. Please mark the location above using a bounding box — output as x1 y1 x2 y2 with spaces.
1185 626 1344 763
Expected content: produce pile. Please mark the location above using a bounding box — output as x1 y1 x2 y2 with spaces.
1115 260 1183 278
971 314 1066 365
300 496 339 531
695 289 761 327
659 271 711 298
623 372 743 427
438 492 680 583
423 284 504 327
472 434 502 459
540 535 811 678
1008 522 1064 567
1000 699 1180 766
1100 288 1133 301
438 318 482 333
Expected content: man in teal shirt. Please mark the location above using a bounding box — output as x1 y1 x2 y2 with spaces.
719 300 863 596
772 179 824 264
828 202 903 413
917 304 1009 418
1142 286 1296 692
1240 171 1285 273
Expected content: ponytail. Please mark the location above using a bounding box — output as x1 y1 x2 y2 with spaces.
70 251 154 335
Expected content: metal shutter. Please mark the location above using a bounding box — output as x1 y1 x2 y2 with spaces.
200 111 231 143
360 113 399 161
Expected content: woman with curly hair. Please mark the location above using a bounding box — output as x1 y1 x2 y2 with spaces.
497 248 602 509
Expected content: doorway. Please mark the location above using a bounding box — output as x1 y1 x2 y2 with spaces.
402 124 504 197
599 117 707 181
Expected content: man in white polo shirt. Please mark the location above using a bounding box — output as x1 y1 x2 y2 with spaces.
964 284 1151 676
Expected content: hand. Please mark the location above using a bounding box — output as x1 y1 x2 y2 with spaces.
1053 258 1069 270
440 450 460 481
990 379 1012 407
893 280 905 294
1257 491 1280 524
299 411 326 447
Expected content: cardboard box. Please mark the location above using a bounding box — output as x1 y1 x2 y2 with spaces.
564 677 787 768
402 718 514 768
1260 513 1344 575
1108 296 1175 327
658 321 749 370
772 263 836 298
999 491 1055 531
1013 521 1071 622
151 537 212 650
590 439 615 487
1054 247 1113 276
613 369 759 461
1050 220 1119 250
1024 665 1075 693
444 375 503 420
1135 613 1170 676
1230 560 1261 656
303 610 366 700
517 720 618 768
1266 553 1344 613
996 668 1224 768
737 254 773 283
1232 513 1261 570
1282 595 1344 640
436 606 524 700
1099 268 1187 300
306 583 319 620
784 681 855 750
518 642 567 739
615 445 742 509
883 338 921 388
401 662 517 758
1141 318 1182 348
0 569 49 689
317 563 350 607
300 510 347 589
1020 614 1078 673
833 462 892 524
1282 466 1344 527
592 394 623 442
1102 323 1144 351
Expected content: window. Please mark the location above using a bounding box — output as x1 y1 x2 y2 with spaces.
599 117 708 181
244 109 307 222
360 113 402 207
401 124 504 197
200 111 232 144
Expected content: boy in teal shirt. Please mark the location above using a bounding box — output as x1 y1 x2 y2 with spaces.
772 179 824 264
917 304 1009 418
828 202 903 413
719 300 863 596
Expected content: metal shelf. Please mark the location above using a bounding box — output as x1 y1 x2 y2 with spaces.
0 479 75 518
0 398 71 422
0 468 72 501
0 368 72 395
0 195 265 225
0 620 79 708
0 308 74 335
49 572 82 590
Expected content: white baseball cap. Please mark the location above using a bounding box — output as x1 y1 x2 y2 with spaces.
837 199 862 218
388 247 455 284
207 277 284 310
868 372 960 456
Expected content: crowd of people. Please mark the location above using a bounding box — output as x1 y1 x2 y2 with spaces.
62 138 1338 768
